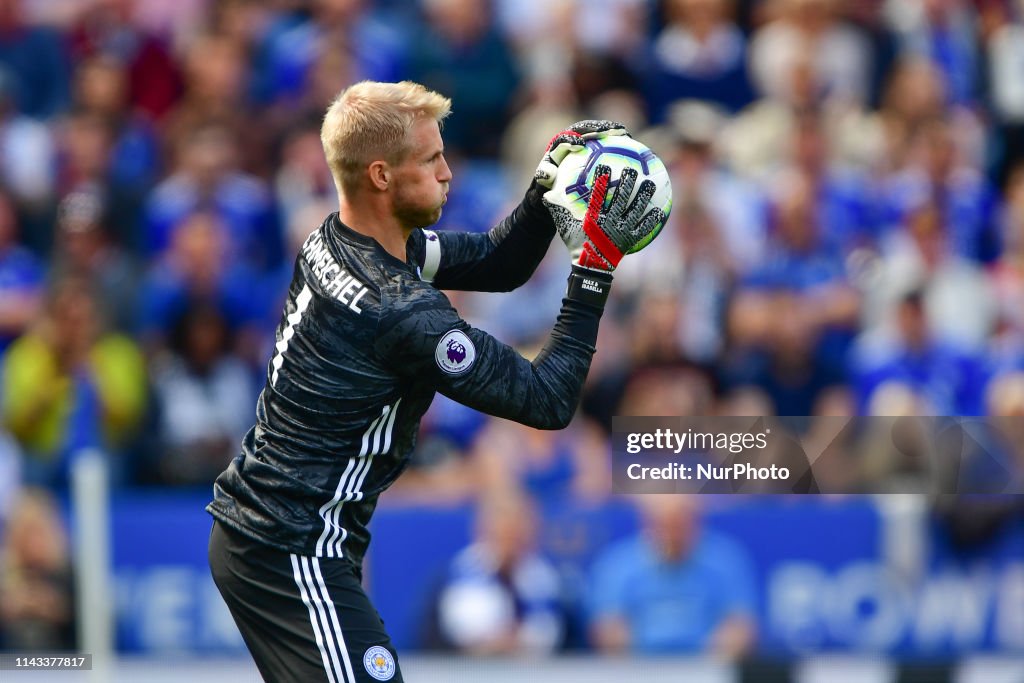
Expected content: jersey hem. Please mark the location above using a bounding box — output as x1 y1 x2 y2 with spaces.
206 503 325 558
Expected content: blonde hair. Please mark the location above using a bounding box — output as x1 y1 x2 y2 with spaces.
321 81 452 195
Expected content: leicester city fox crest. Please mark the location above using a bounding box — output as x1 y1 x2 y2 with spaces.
363 646 396 680
435 330 476 375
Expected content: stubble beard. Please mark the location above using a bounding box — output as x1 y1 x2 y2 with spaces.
394 193 444 230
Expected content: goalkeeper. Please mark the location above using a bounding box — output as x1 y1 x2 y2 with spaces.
207 80 665 683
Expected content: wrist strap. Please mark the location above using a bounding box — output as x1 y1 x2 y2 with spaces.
566 266 613 308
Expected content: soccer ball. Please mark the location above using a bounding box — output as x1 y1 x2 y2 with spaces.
545 135 673 254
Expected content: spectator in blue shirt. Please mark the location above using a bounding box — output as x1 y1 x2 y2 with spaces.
0 189 42 353
57 110 150 256
137 209 261 361
0 0 69 119
588 496 756 658
142 121 282 272
727 170 860 413
409 0 521 158
736 170 858 318
866 198 996 352
644 0 755 121
894 0 978 107
880 118 998 263
252 0 407 107
852 288 987 415
72 55 160 203
432 487 566 655
784 108 881 254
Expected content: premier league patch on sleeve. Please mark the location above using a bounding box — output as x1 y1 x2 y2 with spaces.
435 329 476 375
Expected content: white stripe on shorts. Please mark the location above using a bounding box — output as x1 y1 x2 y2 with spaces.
311 557 356 682
291 553 344 682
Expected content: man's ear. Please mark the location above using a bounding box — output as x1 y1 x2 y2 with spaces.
368 161 390 191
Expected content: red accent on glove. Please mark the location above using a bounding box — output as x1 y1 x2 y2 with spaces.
579 242 610 270
580 173 623 269
547 129 582 150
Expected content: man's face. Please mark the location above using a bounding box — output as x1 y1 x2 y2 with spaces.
642 497 698 563
390 117 451 230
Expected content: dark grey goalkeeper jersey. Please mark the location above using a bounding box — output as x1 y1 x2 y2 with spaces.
207 191 609 567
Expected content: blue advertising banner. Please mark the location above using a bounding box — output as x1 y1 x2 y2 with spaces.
103 493 1024 657
109 491 245 654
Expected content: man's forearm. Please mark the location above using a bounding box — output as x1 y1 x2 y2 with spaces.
512 267 612 430
424 189 556 292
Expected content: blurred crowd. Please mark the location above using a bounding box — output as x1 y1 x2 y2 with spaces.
0 0 1023 660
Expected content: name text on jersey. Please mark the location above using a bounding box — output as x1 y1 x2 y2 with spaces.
302 230 369 313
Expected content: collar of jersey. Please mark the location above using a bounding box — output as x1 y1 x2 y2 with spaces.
330 213 416 273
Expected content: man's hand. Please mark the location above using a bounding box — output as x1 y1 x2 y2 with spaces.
549 164 665 274
533 120 630 190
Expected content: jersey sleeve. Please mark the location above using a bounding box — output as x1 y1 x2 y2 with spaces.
374 267 609 430
406 188 555 292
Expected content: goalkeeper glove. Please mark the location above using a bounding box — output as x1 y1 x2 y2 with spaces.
548 165 665 274
533 120 630 190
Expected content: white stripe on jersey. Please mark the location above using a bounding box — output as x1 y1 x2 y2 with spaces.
381 401 400 454
370 406 388 457
360 408 388 460
352 400 402 504
315 399 402 558
326 407 389 555
315 412 380 558
315 457 358 557
291 554 342 683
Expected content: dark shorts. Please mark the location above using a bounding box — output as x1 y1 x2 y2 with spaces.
209 520 404 683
